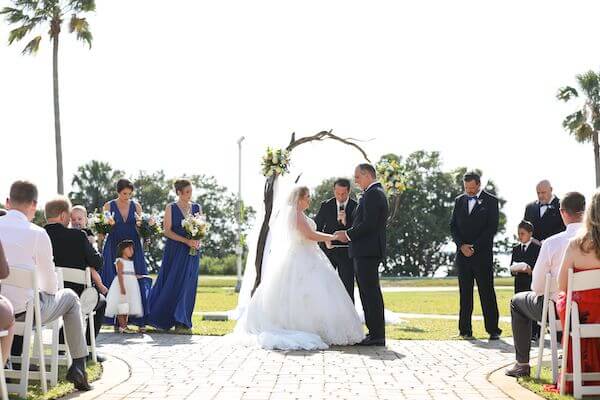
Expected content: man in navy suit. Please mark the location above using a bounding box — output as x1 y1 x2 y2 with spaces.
450 171 502 340
314 178 358 302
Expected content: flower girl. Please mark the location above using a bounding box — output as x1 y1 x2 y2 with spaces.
105 240 144 332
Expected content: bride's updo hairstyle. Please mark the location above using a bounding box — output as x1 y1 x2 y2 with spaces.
288 186 310 206
577 191 600 259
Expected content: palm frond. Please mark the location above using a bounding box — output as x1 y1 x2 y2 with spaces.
0 7 27 23
69 14 92 48
573 122 594 143
562 110 586 133
576 71 600 99
557 86 578 102
21 34 41 54
8 22 36 44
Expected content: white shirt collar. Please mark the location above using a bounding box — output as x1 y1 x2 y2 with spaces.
6 209 28 222
565 222 583 233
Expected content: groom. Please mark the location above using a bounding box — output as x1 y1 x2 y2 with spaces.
335 163 388 346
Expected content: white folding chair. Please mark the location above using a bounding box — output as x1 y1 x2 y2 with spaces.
536 272 562 383
56 267 96 363
560 268 600 398
2 265 48 398
0 330 8 400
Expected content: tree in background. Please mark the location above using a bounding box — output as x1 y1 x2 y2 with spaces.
557 70 600 187
1 0 96 194
70 161 124 212
69 162 255 272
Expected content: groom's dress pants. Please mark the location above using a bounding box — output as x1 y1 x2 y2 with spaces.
354 257 385 339
457 252 501 336
325 248 355 303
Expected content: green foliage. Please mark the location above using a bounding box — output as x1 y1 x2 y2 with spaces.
69 160 124 212
558 70 600 143
200 255 241 275
1 0 96 51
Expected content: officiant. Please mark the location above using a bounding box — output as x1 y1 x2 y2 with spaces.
315 178 357 302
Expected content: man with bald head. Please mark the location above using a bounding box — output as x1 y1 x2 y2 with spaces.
524 180 565 243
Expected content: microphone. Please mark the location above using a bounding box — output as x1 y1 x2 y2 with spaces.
338 204 345 225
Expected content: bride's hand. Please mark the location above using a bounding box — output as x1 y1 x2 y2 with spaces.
325 241 333 249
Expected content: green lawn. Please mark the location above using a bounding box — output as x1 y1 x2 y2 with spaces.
380 276 515 288
186 275 516 289
194 287 515 317
11 362 102 400
383 288 513 317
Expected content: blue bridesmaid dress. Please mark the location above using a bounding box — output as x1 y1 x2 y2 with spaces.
147 203 201 330
100 200 151 326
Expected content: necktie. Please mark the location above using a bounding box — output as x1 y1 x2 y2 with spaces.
522 244 526 253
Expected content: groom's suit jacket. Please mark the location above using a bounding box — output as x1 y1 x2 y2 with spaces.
347 183 388 260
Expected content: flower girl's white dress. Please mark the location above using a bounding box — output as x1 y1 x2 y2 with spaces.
105 258 144 317
231 213 365 350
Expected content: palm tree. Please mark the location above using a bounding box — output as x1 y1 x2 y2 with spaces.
1 1 95 194
557 70 600 187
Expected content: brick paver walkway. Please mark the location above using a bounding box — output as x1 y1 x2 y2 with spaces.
94 333 518 400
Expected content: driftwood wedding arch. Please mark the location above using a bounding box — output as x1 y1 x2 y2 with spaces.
251 130 371 295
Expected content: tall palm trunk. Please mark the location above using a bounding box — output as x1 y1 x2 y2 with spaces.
594 130 600 188
51 17 64 194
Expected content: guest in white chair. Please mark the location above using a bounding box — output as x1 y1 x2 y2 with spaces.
551 191 600 394
506 192 585 378
0 181 92 391
0 240 15 366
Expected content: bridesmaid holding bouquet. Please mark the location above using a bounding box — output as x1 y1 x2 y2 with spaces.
148 179 203 330
100 179 151 330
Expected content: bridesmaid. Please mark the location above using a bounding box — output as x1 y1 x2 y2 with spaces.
100 179 151 331
148 179 202 330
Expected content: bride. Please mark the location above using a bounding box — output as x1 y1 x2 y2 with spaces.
230 186 365 350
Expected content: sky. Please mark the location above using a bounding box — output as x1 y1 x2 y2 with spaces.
0 0 598 241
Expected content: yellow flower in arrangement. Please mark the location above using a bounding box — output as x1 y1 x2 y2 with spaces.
261 147 291 177
376 159 407 196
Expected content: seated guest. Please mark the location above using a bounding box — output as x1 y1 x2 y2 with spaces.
0 181 91 391
511 220 541 293
552 191 600 394
0 240 15 366
70 205 96 247
44 197 107 360
506 191 585 378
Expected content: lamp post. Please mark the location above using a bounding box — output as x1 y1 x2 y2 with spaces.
235 136 245 293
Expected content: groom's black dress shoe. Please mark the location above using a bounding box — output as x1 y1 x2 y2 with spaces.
357 336 386 346
66 365 92 391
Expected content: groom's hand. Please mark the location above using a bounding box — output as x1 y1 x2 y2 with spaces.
334 231 349 243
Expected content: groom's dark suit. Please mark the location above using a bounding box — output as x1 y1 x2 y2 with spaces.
347 182 388 340
315 197 357 302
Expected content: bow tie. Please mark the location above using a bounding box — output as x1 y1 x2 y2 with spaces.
540 204 550 207
467 196 478 201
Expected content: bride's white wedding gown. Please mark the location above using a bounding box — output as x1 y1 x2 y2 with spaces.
230 213 365 350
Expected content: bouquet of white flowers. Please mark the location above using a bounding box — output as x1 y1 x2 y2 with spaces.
89 210 116 235
136 213 162 248
376 158 407 196
181 213 209 256
261 147 291 177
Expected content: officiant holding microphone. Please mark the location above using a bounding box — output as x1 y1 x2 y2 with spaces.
315 178 357 302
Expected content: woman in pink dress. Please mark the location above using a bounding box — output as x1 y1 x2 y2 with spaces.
550 191 600 394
